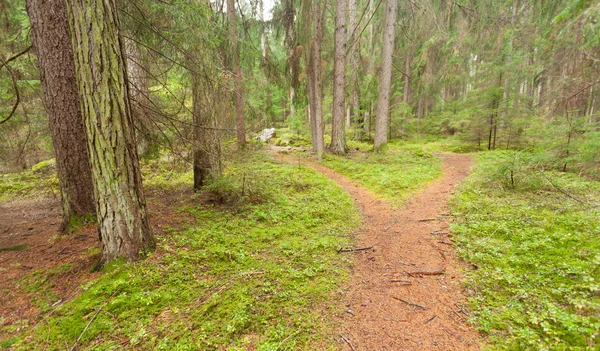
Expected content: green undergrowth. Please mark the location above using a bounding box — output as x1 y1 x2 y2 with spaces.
319 140 442 206
451 151 600 350
11 151 360 350
0 160 58 202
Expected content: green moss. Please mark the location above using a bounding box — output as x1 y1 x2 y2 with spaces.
15 150 360 350
0 166 59 202
66 213 96 232
451 151 600 350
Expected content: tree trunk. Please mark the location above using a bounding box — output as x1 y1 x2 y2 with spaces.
374 0 397 151
308 0 325 160
26 0 95 231
65 0 154 263
192 72 222 190
227 0 246 148
330 0 348 155
348 0 362 140
125 37 154 156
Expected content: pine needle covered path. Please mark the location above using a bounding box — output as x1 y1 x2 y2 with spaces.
277 150 480 350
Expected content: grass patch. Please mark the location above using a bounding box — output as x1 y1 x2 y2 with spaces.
320 141 442 205
451 151 600 350
12 150 360 350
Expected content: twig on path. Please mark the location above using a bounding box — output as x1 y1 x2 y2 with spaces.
418 218 439 222
384 317 409 322
407 267 445 277
424 315 437 324
338 245 373 253
384 220 399 231
438 241 453 245
392 296 428 310
340 334 356 351
390 279 412 285
440 325 465 342
430 230 449 235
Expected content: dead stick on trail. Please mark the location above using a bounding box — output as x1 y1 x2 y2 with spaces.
418 218 438 222
338 245 373 253
424 315 437 324
392 296 428 310
407 267 445 276
340 334 356 351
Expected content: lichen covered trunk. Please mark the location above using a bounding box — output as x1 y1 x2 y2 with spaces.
26 0 95 230
65 0 154 262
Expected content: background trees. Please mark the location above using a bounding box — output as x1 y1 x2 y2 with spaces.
2 0 600 259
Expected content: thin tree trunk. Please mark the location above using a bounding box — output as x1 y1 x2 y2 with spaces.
65 0 154 263
403 50 411 104
374 0 397 151
26 0 95 231
192 72 222 190
125 37 153 156
330 0 348 154
348 0 362 140
227 0 246 148
308 0 325 159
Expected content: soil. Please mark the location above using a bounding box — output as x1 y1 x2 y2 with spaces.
275 150 480 350
0 187 194 338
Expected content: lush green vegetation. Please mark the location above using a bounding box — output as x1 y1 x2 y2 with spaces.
0 159 58 202
319 140 443 206
6 151 360 350
451 151 600 350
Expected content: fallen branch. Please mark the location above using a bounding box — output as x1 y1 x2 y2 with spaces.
424 314 437 324
430 231 448 235
392 296 428 310
338 245 373 253
438 241 453 246
390 279 411 284
340 334 356 351
418 218 439 222
407 267 445 277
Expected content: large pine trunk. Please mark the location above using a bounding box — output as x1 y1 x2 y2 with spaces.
26 0 95 231
374 0 398 151
227 0 246 148
330 0 347 155
65 0 154 263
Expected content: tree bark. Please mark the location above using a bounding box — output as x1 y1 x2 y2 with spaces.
330 0 348 154
308 0 325 160
374 0 397 151
125 37 154 156
192 72 222 190
26 0 95 231
227 0 246 148
65 0 154 263
348 0 362 140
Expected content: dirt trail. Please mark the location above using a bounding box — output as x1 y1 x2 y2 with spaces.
276 150 479 350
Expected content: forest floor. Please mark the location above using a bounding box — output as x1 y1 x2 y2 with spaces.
275 148 481 350
0 187 195 343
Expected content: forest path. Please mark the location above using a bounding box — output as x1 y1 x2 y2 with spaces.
273 149 480 350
